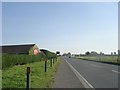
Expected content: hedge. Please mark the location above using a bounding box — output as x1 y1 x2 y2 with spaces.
2 53 45 70
2 49 57 70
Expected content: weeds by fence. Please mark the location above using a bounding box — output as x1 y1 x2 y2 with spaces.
2 49 59 89
2 57 60 88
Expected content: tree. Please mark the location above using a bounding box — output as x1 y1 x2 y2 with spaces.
118 50 120 55
100 52 104 55
67 52 71 55
111 52 113 56
85 51 90 55
114 52 116 55
56 51 60 55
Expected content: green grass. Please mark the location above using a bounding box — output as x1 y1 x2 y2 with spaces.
2 57 61 88
0 54 1 89
76 56 119 64
0 70 2 89
0 54 2 70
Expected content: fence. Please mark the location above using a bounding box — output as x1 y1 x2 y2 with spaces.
26 57 58 90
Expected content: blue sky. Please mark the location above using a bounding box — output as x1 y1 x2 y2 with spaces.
2 2 118 54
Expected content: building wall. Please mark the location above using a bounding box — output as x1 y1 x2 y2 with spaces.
29 45 40 55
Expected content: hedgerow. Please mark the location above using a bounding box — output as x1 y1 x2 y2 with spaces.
2 50 57 70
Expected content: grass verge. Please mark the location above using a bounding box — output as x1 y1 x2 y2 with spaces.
75 56 120 65
2 57 61 88
0 70 2 89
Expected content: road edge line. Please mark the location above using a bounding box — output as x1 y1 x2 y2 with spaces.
112 70 120 74
65 59 95 89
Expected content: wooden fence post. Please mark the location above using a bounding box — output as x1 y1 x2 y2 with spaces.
26 67 30 90
45 60 47 72
53 58 54 64
50 58 52 67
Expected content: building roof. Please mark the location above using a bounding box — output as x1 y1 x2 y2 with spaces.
0 44 35 54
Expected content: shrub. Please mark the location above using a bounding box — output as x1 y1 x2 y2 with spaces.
2 53 44 70
2 50 57 70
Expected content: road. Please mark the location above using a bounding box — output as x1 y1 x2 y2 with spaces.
62 56 119 88
52 57 84 88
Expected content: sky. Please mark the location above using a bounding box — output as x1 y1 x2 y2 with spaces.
2 2 118 54
1 0 119 2
118 2 120 50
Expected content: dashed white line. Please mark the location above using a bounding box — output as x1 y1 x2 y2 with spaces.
65 59 95 89
112 70 120 74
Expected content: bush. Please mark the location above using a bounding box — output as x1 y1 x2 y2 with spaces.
40 49 57 59
2 50 57 70
2 53 45 70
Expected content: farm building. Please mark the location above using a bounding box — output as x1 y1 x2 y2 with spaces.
0 44 40 55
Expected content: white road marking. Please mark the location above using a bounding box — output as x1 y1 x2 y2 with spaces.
112 70 120 74
65 59 95 89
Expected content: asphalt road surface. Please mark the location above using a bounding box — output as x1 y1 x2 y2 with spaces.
63 56 119 88
52 57 84 88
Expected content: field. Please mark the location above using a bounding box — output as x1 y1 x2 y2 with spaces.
0 54 1 69
75 55 119 65
0 70 1 89
0 54 1 89
2 57 61 88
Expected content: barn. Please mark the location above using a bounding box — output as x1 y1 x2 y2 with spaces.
0 44 40 55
